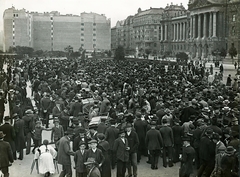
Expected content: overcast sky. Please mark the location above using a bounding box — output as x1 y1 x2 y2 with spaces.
0 0 189 30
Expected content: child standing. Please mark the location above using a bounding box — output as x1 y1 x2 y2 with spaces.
74 141 88 177
51 119 64 148
32 121 51 154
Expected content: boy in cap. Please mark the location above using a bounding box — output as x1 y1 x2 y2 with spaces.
86 139 104 168
32 121 51 154
74 141 88 177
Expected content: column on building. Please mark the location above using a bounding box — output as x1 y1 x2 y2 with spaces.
180 22 182 41
183 22 186 40
192 15 196 38
161 24 164 41
209 12 212 37
173 23 177 41
203 13 207 38
176 23 179 41
212 11 217 37
165 24 167 40
190 16 192 38
198 14 201 39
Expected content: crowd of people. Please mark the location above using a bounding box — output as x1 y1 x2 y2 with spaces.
0 56 239 177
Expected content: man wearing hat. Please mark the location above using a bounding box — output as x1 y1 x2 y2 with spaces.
0 116 16 160
125 122 139 177
22 109 35 155
145 120 163 170
134 112 148 163
0 90 5 124
40 92 52 128
179 136 195 177
84 158 101 177
12 113 25 160
73 128 88 152
198 128 216 177
51 118 64 148
57 129 75 177
113 129 129 177
221 146 238 177
159 118 174 168
86 139 104 168
105 119 119 169
0 131 14 177
172 118 183 163
74 141 88 177
180 98 198 124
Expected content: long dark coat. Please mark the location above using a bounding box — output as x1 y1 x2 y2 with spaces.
13 118 25 151
57 136 74 165
98 140 111 177
113 137 129 162
221 154 238 177
74 149 88 173
0 123 16 152
134 119 147 149
0 140 14 168
105 126 119 150
87 148 105 166
180 145 195 176
145 128 163 150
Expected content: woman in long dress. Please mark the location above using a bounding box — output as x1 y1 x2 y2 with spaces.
34 139 57 177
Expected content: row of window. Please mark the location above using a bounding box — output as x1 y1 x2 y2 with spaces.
81 39 96 41
81 28 96 31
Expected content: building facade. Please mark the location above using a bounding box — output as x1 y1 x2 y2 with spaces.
3 7 111 52
111 1 240 60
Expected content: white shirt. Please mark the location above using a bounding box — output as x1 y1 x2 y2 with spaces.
121 138 125 144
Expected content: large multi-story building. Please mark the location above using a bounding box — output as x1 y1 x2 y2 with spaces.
112 1 240 60
3 7 111 52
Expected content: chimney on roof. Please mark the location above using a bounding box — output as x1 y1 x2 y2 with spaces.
171 2 173 5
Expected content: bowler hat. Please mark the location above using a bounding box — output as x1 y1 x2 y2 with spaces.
97 133 105 140
205 128 213 135
4 116 10 121
84 158 97 166
225 146 236 155
119 129 125 134
182 136 191 142
12 113 19 119
150 120 156 125
25 109 33 114
0 131 6 139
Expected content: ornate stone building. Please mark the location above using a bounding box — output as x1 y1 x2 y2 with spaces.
111 1 240 60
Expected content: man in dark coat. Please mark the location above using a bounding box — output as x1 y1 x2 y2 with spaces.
74 141 88 177
180 99 198 124
0 116 16 160
197 128 216 177
159 119 174 167
145 120 163 169
0 91 5 124
125 123 139 177
179 136 195 177
0 131 14 177
73 128 89 152
134 112 148 162
57 130 75 177
105 119 119 169
113 129 129 177
22 109 35 155
13 113 25 160
97 117 107 134
172 118 183 163
40 92 52 128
